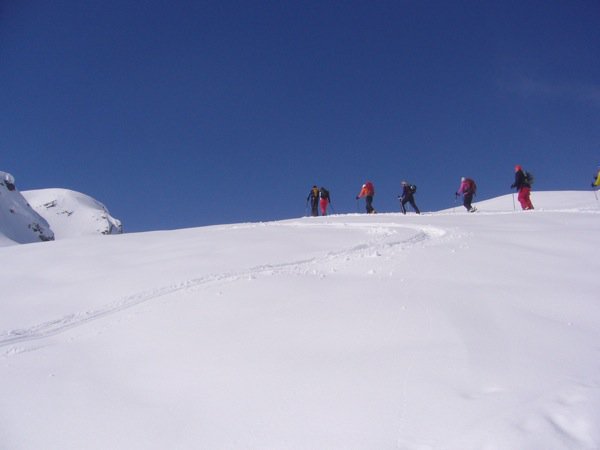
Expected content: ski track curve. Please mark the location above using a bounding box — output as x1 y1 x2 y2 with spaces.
1 222 447 354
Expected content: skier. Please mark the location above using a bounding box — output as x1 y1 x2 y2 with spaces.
398 181 420 215
307 185 320 216
511 165 534 210
592 166 600 188
356 181 376 214
319 187 331 216
455 177 477 212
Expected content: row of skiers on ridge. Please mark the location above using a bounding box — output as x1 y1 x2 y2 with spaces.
307 164 557 216
307 178 470 216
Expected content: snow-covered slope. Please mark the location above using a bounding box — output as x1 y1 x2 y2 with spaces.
1 191 599 449
22 188 123 239
0 171 54 245
469 189 600 212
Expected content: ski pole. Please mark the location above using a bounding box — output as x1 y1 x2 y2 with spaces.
329 202 335 214
512 192 516 211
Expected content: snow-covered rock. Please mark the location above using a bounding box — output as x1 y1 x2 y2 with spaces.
0 171 54 245
22 188 123 239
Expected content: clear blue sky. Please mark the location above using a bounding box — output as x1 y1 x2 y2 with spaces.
2 0 599 231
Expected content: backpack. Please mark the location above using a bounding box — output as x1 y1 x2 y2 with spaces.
525 171 534 185
320 188 329 199
409 184 417 194
465 178 477 194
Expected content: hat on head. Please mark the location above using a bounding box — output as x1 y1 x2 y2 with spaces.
401 180 407 185
461 177 466 182
515 164 522 172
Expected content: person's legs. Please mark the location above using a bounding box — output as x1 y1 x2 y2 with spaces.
400 198 407 214
518 188 531 210
409 199 420 214
320 198 328 216
311 199 319 216
463 193 473 211
526 191 534 209
517 189 526 209
366 195 374 213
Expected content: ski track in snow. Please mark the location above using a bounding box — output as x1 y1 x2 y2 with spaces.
1 222 447 354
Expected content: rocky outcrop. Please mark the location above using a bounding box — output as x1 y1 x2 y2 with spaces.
0 171 54 245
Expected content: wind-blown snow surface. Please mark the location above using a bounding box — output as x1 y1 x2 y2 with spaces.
1 191 599 449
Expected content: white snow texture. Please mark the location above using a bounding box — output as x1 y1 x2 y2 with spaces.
1 189 599 449
23 188 123 238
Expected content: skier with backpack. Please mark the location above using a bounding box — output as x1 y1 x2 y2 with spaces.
398 181 420 215
455 177 477 212
319 187 331 216
511 165 534 210
356 181 376 214
307 185 320 216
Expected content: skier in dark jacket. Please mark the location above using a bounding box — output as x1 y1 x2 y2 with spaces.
398 181 420 214
307 185 320 216
456 177 477 212
511 165 534 210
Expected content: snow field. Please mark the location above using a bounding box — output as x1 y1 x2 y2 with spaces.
1 191 600 449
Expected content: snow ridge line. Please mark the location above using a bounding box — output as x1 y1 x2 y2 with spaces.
0 224 446 351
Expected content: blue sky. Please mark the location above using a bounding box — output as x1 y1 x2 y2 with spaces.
2 0 599 231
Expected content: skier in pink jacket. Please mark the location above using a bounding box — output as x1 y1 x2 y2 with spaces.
455 177 477 212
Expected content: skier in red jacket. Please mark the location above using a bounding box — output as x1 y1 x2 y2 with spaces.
356 181 375 214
